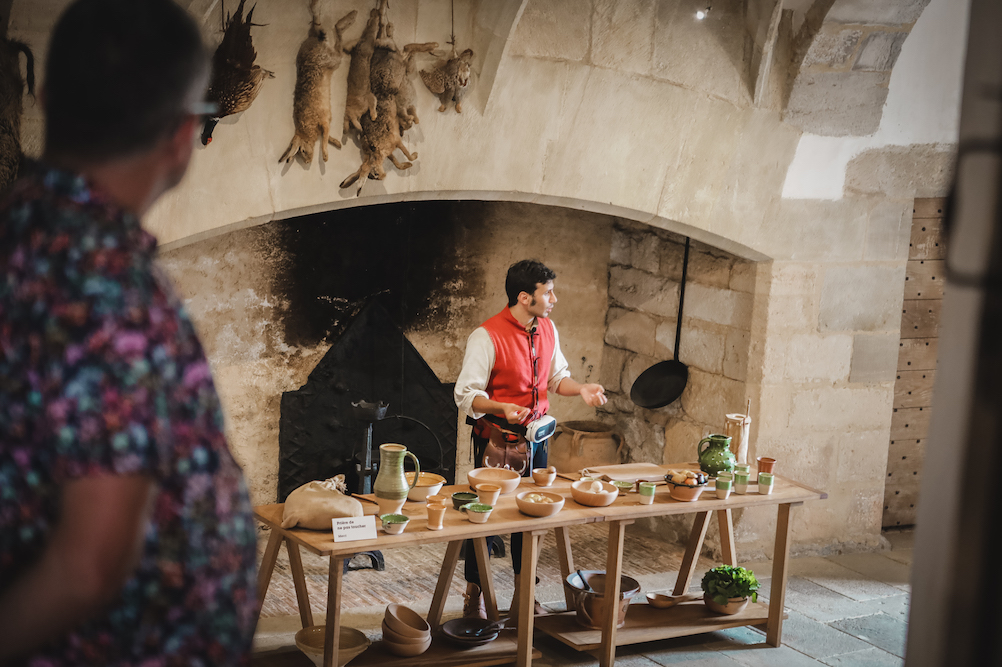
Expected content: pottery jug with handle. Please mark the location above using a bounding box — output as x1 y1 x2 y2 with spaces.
697 434 736 477
373 443 420 516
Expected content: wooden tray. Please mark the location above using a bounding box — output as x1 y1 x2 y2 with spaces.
580 463 669 483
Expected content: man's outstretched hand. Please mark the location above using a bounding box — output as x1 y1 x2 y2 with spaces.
579 383 607 407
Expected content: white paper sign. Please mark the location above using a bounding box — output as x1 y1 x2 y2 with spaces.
332 515 377 542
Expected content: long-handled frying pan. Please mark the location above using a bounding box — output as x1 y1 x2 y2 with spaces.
629 237 690 408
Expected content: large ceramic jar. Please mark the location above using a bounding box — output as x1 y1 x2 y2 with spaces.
550 421 624 474
373 443 420 516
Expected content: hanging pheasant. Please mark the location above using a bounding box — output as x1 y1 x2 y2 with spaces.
201 0 274 145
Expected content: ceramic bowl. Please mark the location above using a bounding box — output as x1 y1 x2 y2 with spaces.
379 513 410 534
452 492 478 510
382 634 432 657
612 480 635 495
462 503 493 523
666 481 706 502
441 618 501 648
295 625 370 667
404 471 447 501
384 603 431 639
468 467 522 495
515 490 565 517
381 620 429 645
703 592 750 615
570 480 619 507
532 467 557 487
476 483 502 506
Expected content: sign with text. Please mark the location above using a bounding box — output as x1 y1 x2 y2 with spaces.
332 515 377 542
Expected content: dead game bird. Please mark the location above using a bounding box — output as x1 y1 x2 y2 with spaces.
420 47 473 113
202 0 274 146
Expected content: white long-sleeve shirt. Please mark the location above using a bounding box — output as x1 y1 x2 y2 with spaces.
454 318 572 420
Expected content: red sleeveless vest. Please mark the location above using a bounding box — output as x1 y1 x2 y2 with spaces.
480 307 556 427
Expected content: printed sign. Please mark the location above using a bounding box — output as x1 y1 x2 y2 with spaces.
332 515 377 542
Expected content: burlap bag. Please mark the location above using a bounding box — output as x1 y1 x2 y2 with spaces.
281 475 363 529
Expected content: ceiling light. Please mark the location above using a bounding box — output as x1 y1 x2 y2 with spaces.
696 6 711 19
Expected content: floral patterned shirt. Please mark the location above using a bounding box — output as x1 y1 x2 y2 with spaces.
0 164 258 665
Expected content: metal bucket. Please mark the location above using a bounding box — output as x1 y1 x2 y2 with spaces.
564 570 641 629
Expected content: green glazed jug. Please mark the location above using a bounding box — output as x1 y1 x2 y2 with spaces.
373 443 420 516
697 434 736 477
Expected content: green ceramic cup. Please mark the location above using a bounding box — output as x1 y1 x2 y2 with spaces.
638 482 656 497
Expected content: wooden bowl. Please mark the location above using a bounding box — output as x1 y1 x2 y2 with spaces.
468 467 522 495
515 490 565 517
295 625 370 667
384 603 431 639
570 480 618 507
382 634 432 657
404 472 447 501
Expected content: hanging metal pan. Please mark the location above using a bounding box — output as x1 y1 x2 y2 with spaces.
629 237 690 409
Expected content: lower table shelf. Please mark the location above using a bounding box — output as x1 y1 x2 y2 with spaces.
347 630 541 667
534 601 776 652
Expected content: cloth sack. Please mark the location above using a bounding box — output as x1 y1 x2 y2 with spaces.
281 475 363 529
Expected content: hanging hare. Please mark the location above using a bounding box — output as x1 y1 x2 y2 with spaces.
420 47 473 113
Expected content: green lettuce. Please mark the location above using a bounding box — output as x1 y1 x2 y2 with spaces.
700 565 760 605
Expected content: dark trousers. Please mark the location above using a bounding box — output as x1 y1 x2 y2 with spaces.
464 434 549 585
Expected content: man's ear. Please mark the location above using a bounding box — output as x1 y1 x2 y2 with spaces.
517 291 531 306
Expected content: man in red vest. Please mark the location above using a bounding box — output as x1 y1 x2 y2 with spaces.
455 259 607 619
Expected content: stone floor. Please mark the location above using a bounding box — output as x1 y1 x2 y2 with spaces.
252 525 913 666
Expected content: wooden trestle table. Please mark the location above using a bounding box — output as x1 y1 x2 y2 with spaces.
254 462 825 667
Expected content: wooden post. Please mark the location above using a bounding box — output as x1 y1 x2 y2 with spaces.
473 537 500 620
717 509 738 566
766 503 798 646
286 538 315 628
256 528 283 611
673 511 711 595
516 531 543 667
428 540 463 628
554 526 575 610
323 556 346 667
599 520 631 667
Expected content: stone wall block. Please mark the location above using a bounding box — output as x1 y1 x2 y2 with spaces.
621 415 666 465
789 385 893 431
770 262 821 296
852 31 908 72
723 328 750 381
657 239 687 281
783 333 853 382
684 282 753 328
844 144 956 199
687 249 733 289
658 321 724 374
608 265 679 317
835 430 891 485
664 419 705 464
802 28 862 68
864 199 913 261
591 0 656 76
630 235 663 274
728 260 757 294
827 0 931 26
785 71 891 137
600 345 629 393
509 0 591 61
767 294 817 334
819 265 905 332
610 228 632 265
849 333 900 383
680 369 746 428
753 432 837 491
605 307 658 356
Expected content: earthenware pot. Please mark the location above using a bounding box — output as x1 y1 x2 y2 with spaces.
374 444 419 515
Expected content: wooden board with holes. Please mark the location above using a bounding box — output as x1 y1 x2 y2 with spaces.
891 407 931 441
888 440 925 478
904 260 945 300
909 219 947 260
883 480 921 528
912 198 948 219
898 338 938 370
894 370 936 408
900 300 941 338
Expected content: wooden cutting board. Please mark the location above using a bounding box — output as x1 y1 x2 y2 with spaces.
579 463 669 482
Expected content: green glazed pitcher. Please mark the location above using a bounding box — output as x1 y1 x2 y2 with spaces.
373 443 420 516
697 434 736 477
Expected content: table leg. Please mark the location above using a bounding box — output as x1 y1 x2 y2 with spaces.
717 509 738 566
517 530 543 667
673 511 711 595
323 556 346 667
554 526 575 611
428 540 463 629
599 520 631 667
286 538 315 628
257 528 283 611
473 537 500 620
766 503 798 646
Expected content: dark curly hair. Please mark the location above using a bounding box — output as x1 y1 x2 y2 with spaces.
505 259 556 307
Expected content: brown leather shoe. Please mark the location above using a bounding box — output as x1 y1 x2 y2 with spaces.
463 582 487 620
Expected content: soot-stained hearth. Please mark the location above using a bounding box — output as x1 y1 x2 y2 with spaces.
274 200 469 348
278 299 457 501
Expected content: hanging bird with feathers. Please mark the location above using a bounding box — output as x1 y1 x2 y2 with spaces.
201 0 274 146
